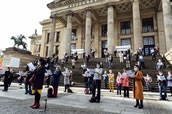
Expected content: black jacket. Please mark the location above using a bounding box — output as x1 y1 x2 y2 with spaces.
32 66 45 90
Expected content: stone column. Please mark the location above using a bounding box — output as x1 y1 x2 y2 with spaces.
132 0 142 51
40 31 46 57
157 12 166 54
48 18 56 57
162 0 172 51
107 4 115 54
64 14 72 55
93 23 99 58
85 9 92 56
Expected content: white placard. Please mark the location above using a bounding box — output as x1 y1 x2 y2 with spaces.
27 62 36 71
127 70 135 77
115 45 131 52
71 49 84 54
3 57 20 68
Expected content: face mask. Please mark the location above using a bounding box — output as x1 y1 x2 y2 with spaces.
56 68 58 71
159 73 162 75
97 65 100 68
37 62 40 65
134 68 138 72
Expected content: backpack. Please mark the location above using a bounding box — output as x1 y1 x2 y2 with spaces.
47 88 53 98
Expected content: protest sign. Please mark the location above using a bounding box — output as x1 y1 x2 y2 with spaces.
3 57 20 68
27 62 36 71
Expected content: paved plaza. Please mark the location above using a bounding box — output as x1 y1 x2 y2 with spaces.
0 82 172 114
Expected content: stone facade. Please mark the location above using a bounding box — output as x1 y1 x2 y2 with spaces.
30 0 172 59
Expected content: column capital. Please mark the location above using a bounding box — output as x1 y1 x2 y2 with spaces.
50 14 56 19
130 0 140 3
66 10 73 16
85 7 92 12
105 2 115 8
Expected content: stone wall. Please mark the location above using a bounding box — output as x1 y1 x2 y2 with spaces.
3 47 39 72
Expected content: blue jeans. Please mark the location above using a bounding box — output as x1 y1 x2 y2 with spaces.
159 85 167 99
108 61 112 68
117 84 122 95
146 82 152 91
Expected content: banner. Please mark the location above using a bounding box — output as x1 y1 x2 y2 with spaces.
115 45 131 52
71 49 84 54
3 57 20 68
0 55 4 74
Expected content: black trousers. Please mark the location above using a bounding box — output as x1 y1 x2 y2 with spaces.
47 76 51 87
123 87 129 97
4 81 9 91
92 80 101 101
35 91 41 103
170 87 172 95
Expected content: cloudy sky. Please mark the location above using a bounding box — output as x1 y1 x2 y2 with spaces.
0 0 52 51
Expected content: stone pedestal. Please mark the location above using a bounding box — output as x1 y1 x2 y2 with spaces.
2 47 39 72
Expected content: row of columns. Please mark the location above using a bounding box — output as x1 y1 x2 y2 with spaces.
48 0 172 57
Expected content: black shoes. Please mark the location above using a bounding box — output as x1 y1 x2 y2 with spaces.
138 105 144 109
134 104 139 108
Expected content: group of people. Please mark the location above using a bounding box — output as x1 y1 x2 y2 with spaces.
0 45 171 110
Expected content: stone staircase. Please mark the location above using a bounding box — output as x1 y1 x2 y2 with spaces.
59 56 171 92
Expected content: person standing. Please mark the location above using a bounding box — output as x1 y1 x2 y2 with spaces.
157 71 167 100
62 68 73 93
51 65 62 98
108 56 113 69
119 51 124 63
102 71 108 89
121 69 129 98
132 65 144 109
167 71 172 96
71 59 76 69
89 63 103 103
108 69 114 92
145 74 152 92
2 67 11 92
25 69 33 95
116 72 122 95
81 63 87 74
31 58 46 109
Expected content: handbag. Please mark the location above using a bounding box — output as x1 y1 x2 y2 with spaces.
29 75 35 83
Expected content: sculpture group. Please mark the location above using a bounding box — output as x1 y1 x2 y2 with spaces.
11 34 27 50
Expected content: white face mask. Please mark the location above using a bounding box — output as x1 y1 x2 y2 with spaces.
134 68 138 72
159 73 162 75
97 65 100 68
56 68 59 71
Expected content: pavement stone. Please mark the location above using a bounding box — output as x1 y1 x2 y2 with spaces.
0 82 172 114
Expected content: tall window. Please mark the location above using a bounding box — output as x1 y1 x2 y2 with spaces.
71 43 76 50
121 38 131 46
72 29 77 40
46 33 50 43
46 46 48 57
55 45 59 55
120 21 131 35
101 24 107 37
38 44 41 52
56 32 60 42
142 18 154 32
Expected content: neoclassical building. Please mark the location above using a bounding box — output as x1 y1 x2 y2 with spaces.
30 0 172 59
